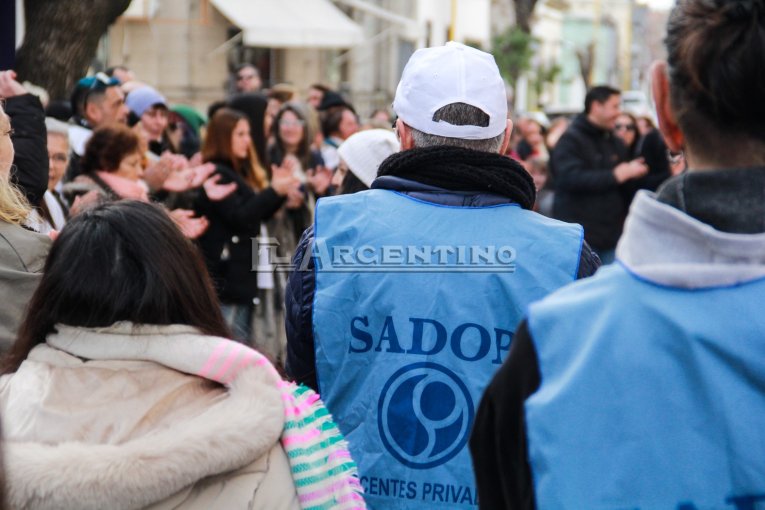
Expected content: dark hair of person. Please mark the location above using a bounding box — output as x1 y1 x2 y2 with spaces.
105 65 130 77
70 85 109 121
320 105 353 138
408 103 505 153
338 170 369 195
4 201 232 373
80 124 141 174
229 93 269 168
202 108 268 190
665 0 765 161
126 110 141 128
271 102 314 170
310 83 331 94
617 111 640 153
584 85 621 114
235 63 259 76
207 100 228 121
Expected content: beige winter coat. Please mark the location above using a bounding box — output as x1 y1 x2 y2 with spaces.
0 221 50 352
0 323 300 510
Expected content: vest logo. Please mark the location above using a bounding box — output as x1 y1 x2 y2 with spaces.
378 362 474 469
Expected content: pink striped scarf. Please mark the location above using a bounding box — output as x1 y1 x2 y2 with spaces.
198 339 366 509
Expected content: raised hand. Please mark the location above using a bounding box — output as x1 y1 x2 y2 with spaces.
169 208 209 239
271 158 302 197
613 158 649 183
203 174 237 201
0 71 28 99
307 165 333 196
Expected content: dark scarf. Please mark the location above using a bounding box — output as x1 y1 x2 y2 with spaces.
656 167 765 234
377 146 536 210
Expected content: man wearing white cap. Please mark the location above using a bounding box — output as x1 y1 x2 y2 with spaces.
285 42 599 509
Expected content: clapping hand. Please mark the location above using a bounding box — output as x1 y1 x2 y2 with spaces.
270 156 302 197
307 165 333 196
203 173 237 201
169 208 209 239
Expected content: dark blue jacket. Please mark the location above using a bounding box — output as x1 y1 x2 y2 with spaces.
284 176 601 391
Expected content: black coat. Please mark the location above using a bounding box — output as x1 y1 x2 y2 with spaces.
621 128 671 204
194 160 284 304
6 94 48 207
551 115 628 251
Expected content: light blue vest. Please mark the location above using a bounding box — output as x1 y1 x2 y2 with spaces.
526 263 765 510
312 189 583 509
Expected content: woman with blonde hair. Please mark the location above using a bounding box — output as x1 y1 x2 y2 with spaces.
0 102 51 351
196 107 299 344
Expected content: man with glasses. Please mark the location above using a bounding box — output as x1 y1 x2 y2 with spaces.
233 64 262 94
66 72 129 181
550 85 648 264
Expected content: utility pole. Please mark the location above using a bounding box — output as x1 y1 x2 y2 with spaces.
449 0 458 41
591 0 601 85
623 0 633 90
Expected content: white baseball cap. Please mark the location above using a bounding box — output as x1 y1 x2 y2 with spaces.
337 129 400 187
393 41 508 140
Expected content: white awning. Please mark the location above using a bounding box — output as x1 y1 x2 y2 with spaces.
211 0 364 49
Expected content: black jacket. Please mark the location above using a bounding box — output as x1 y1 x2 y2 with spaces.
551 115 628 250
194 160 285 304
284 146 601 391
6 94 48 207
621 128 671 205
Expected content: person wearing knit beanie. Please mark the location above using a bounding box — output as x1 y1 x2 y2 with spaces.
334 129 399 192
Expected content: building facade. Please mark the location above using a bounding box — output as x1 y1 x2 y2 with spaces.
107 0 499 116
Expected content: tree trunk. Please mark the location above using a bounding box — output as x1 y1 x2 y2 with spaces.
14 0 132 101
513 0 539 33
576 42 596 90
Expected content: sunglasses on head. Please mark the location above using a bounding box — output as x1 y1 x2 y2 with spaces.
78 72 120 91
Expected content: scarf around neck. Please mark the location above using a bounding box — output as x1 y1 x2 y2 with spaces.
376 145 536 209
40 323 365 509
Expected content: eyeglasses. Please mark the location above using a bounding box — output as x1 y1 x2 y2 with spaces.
615 123 637 131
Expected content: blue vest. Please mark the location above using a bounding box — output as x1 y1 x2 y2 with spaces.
312 189 583 509
526 263 765 510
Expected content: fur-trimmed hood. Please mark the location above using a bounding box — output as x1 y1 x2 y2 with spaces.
0 323 289 510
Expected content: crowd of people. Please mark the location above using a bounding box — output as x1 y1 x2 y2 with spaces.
0 0 763 507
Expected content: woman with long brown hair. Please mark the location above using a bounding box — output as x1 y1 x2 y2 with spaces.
196 107 299 344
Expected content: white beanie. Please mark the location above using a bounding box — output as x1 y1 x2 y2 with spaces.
337 129 400 187
392 41 508 140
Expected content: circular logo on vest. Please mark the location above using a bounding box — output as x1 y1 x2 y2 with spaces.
377 362 474 469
